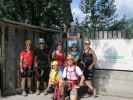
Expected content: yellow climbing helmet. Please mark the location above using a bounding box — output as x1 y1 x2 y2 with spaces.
25 39 32 44
51 61 58 66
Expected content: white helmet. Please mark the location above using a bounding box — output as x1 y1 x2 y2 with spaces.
38 38 45 44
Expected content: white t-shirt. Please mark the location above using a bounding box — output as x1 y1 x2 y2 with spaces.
63 65 83 80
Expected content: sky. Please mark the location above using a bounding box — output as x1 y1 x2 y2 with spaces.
71 0 133 23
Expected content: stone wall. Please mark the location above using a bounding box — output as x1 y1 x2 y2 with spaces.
94 70 133 98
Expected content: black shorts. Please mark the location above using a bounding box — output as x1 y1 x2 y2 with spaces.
35 64 50 81
83 67 95 80
20 67 33 78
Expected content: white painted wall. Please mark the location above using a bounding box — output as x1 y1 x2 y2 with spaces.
91 39 133 71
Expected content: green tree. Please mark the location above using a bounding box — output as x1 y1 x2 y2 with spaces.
80 0 116 31
0 0 73 29
108 16 127 31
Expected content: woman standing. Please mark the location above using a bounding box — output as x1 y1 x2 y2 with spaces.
82 40 97 96
52 43 65 78
51 43 65 97
19 40 33 96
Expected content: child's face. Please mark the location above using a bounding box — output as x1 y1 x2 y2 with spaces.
72 47 77 51
26 43 31 50
67 59 73 65
52 65 58 70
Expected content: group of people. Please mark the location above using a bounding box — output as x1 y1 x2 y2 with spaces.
19 38 97 100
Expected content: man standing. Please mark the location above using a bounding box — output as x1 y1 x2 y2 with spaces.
34 38 50 95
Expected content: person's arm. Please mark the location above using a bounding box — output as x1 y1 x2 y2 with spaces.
76 67 84 86
20 59 23 72
34 49 38 68
62 68 67 80
34 56 38 68
75 53 80 62
79 75 85 86
88 49 97 70
52 51 55 60
47 48 51 65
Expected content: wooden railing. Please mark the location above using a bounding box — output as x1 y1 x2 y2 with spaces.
83 31 128 39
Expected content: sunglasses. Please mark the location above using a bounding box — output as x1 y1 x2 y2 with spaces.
84 43 90 45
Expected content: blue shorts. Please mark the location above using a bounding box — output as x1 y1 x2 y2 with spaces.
58 66 64 77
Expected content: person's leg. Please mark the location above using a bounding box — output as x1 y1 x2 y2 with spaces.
27 77 32 94
44 85 50 95
21 77 27 96
85 80 93 91
59 78 64 96
85 80 96 96
70 88 78 100
41 67 48 93
36 81 40 95
58 67 65 96
43 81 47 89
35 66 41 95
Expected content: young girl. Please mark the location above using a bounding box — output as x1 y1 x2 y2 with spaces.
52 44 65 78
63 55 84 100
44 61 59 95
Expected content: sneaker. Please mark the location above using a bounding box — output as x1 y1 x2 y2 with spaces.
36 90 40 95
82 93 90 98
22 91 27 96
44 90 48 95
29 90 33 94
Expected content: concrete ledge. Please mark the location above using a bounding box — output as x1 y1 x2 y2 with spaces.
2 89 17 97
94 70 133 98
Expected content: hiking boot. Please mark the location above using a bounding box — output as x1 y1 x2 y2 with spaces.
22 91 27 96
36 90 40 95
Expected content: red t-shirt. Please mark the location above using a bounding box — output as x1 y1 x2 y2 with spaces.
20 50 33 68
55 50 64 66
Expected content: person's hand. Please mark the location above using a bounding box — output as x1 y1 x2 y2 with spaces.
75 85 80 89
63 62 68 67
88 65 93 70
20 68 23 73
29 66 32 69
34 63 38 68
79 82 84 87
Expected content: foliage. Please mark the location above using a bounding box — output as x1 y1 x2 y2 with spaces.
0 0 73 28
80 0 116 31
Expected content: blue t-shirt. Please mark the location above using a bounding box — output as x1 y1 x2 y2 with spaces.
69 51 80 61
